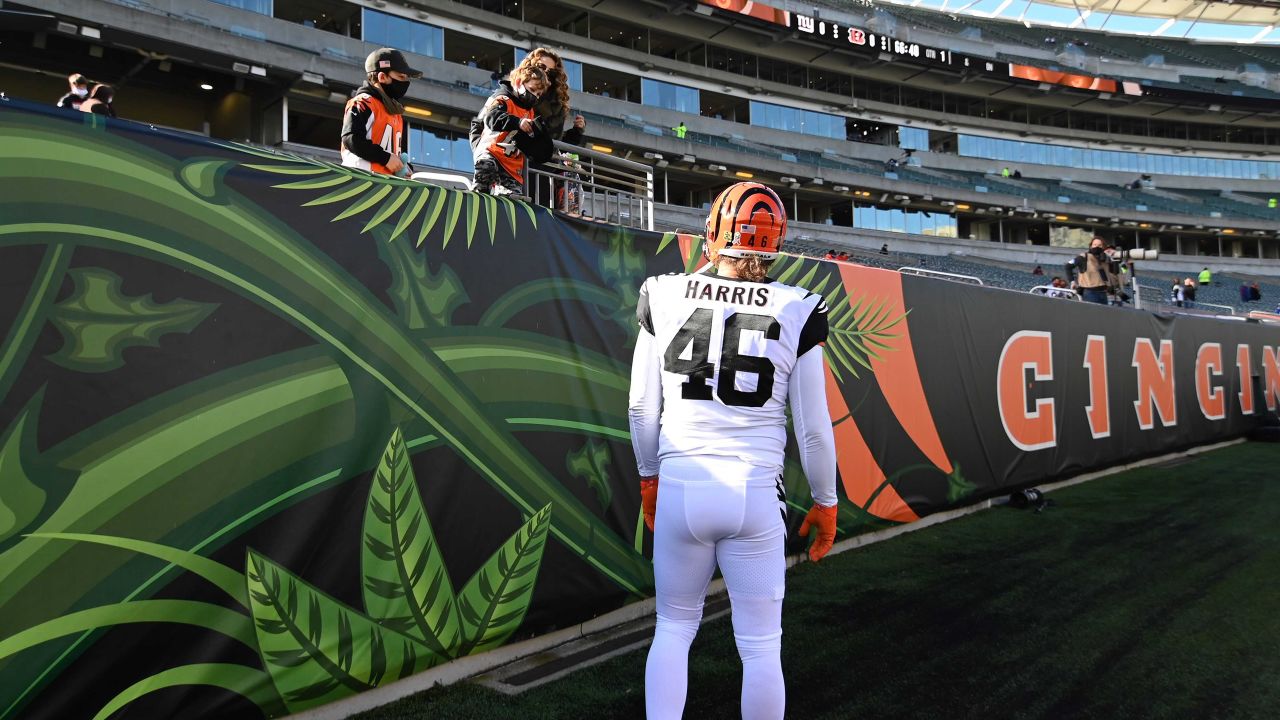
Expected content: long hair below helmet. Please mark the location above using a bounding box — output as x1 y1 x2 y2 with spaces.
704 182 786 262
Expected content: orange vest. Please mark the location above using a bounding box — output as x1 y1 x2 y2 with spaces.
341 93 404 175
474 95 535 183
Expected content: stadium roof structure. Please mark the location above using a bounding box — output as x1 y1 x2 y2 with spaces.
881 0 1280 43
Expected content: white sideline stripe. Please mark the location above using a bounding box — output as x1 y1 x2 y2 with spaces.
295 437 1247 719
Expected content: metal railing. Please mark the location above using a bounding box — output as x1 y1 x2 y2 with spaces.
1137 283 1237 316
897 267 984 285
526 141 654 231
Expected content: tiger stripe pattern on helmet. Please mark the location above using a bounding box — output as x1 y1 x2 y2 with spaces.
704 182 787 262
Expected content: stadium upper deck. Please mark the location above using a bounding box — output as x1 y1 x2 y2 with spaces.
2 0 1276 262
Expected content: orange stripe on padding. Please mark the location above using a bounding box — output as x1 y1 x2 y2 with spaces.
836 264 954 475
825 363 919 523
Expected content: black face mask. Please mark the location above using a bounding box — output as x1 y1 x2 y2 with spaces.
383 79 410 100
1089 246 1104 256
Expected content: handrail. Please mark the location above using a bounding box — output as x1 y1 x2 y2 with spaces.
526 140 654 230
1192 301 1238 316
1138 283 1237 316
897 267 984 285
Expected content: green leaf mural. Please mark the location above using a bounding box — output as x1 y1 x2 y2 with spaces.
946 465 977 503
771 256 907 382
457 503 553 656
361 428 461 657
246 550 443 713
0 406 44 543
376 235 469 329
0 113 654 607
0 242 70 405
47 267 218 372
0 108 667 717
567 440 613 510
598 227 648 346
90 663 282 720
240 148 537 247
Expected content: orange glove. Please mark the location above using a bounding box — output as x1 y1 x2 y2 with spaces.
798 504 838 562
640 477 659 532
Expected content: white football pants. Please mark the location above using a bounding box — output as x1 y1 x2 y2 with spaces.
645 455 787 720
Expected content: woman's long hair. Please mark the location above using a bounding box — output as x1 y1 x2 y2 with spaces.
518 47 570 124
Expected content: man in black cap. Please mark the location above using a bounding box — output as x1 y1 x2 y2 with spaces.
341 48 421 176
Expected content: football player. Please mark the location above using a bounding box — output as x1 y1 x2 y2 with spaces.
628 182 839 720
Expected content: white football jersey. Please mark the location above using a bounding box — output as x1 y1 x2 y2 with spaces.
635 271 828 469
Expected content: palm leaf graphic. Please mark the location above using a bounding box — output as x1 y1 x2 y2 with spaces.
771 255 908 381
456 504 552 656
246 550 443 713
361 428 462 657
229 143 536 247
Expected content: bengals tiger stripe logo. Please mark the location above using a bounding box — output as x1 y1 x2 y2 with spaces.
704 182 786 260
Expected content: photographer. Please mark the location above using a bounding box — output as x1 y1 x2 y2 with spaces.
1067 237 1113 305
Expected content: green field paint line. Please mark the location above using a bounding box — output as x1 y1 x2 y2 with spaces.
90 663 281 720
0 242 70 405
0 600 256 662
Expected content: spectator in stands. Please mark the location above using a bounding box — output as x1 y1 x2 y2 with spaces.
1001 167 1010 178
1032 265 1043 276
1170 281 1184 308
1012 169 1022 179
1251 282 1262 301
1183 278 1198 309
884 157 899 171
1070 236 1112 305
1269 198 1277 209
1240 282 1252 304
341 48 422 177
56 73 92 111
672 121 687 139
837 251 850 261
516 49 587 208
79 84 117 118
879 243 889 255
1198 267 1212 286
824 250 836 260
470 65 549 197
1050 276 1066 289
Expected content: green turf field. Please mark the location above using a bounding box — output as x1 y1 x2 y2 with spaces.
356 441 1280 720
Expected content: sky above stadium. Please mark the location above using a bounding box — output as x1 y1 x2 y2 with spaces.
883 0 1280 43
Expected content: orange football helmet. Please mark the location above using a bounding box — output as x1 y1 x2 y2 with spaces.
703 182 786 262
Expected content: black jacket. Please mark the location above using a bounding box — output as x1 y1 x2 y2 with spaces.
525 91 584 165
470 80 544 156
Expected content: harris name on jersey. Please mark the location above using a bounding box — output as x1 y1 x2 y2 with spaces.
683 277 771 307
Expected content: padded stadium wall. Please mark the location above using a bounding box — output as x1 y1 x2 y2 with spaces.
1 99 1278 719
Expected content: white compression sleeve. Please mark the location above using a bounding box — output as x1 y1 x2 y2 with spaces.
628 329 663 477
787 347 837 507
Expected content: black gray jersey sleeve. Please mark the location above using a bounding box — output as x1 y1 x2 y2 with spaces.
797 292 829 357
636 277 655 335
